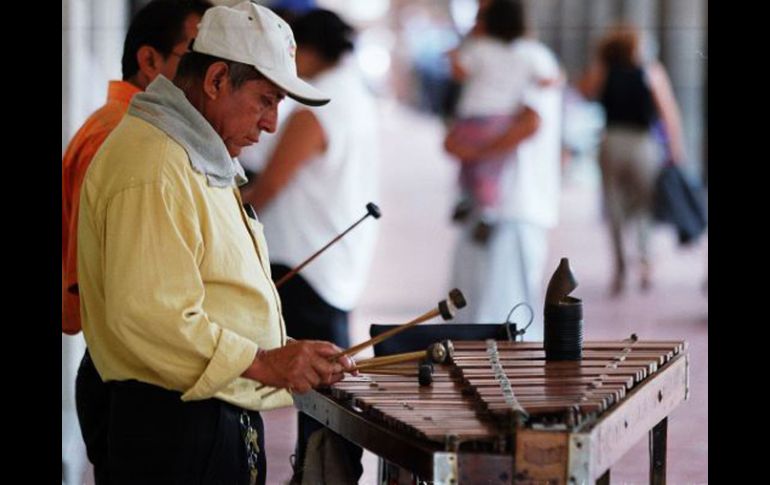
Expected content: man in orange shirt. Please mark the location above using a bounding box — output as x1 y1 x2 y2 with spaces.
63 0 211 335
61 1 211 481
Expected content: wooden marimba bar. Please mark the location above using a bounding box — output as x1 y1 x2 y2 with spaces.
293 339 689 484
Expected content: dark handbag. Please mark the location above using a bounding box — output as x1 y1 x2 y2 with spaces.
653 164 707 245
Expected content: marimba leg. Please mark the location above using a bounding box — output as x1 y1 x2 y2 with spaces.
649 417 668 485
597 469 610 485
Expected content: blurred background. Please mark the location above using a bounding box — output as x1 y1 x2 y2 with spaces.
62 0 707 483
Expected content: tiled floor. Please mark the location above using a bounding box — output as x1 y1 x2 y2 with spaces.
264 100 708 484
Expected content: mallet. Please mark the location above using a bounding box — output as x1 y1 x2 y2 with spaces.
354 341 453 371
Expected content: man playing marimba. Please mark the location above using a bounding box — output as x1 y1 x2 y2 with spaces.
77 3 355 483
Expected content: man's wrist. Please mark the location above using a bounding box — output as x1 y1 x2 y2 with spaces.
244 348 270 382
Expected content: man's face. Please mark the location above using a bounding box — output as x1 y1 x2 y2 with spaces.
159 13 201 81
207 77 286 157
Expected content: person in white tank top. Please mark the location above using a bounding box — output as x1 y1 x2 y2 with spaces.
239 9 379 482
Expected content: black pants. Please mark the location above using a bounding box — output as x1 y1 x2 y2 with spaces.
271 264 363 481
76 354 266 484
273 264 350 346
75 349 111 484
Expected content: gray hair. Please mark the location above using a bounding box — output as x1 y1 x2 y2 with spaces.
174 51 265 89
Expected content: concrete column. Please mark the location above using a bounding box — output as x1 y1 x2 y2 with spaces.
620 0 658 26
585 0 621 63
620 0 660 62
92 0 127 81
659 0 707 176
62 1 126 482
524 0 561 51
62 2 91 480
62 0 126 151
62 334 87 484
557 0 592 80
62 0 90 152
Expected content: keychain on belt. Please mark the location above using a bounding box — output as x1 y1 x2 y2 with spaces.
240 410 260 485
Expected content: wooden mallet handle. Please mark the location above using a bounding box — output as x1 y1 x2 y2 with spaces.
354 342 450 370
355 350 428 370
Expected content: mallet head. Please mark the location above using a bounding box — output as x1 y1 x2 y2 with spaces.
448 288 466 309
418 361 433 387
428 342 448 364
366 202 382 219
438 289 467 320
438 299 454 320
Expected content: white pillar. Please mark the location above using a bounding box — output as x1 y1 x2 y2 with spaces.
92 0 127 82
62 1 126 482
62 0 126 151
62 0 90 152
660 0 707 177
621 0 660 62
525 0 561 53
62 1 91 478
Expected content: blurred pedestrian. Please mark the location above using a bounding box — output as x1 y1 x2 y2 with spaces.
579 23 686 295
446 0 563 340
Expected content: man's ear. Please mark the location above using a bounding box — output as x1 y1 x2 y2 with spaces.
136 45 163 80
203 62 230 100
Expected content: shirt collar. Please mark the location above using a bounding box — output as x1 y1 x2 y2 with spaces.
128 76 248 188
106 80 142 105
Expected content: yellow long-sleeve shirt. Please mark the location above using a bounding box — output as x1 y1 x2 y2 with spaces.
78 113 291 411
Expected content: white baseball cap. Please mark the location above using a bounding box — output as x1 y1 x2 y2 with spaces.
192 1 330 106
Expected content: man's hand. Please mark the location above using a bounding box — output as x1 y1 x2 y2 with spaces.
243 340 356 393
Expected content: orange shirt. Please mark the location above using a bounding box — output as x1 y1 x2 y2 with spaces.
62 81 141 334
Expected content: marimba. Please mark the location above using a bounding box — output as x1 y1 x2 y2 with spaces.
294 338 688 484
